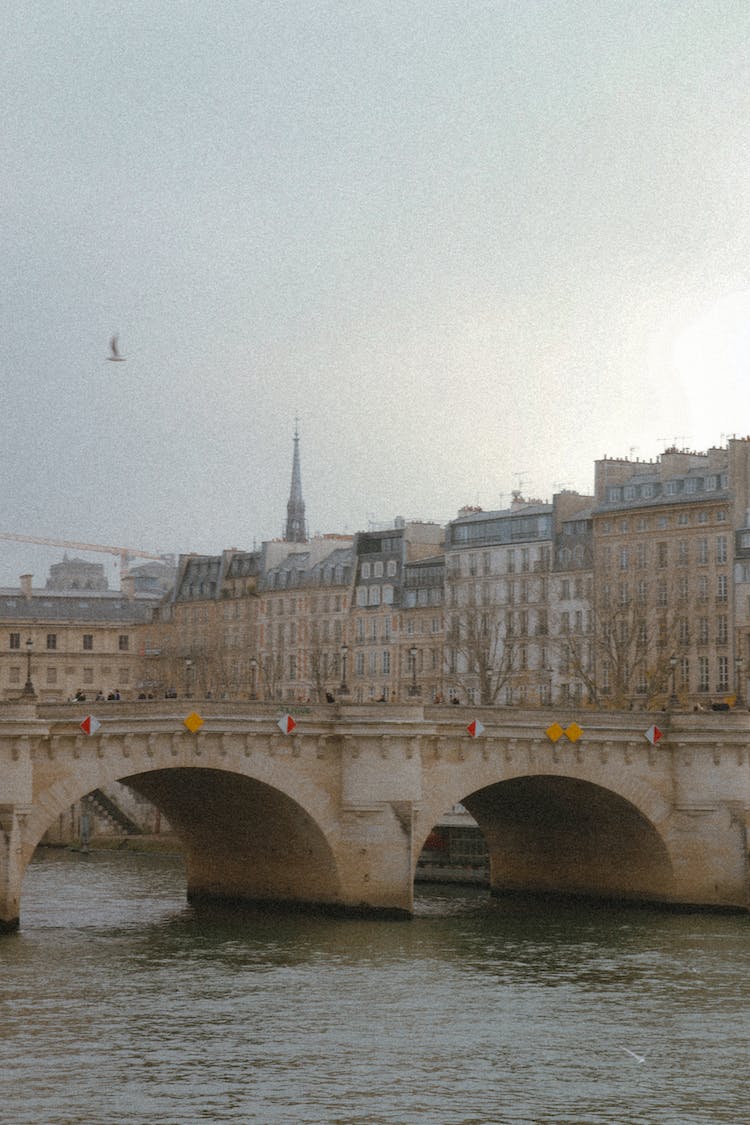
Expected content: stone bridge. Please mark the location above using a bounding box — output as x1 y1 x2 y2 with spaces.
1 701 749 929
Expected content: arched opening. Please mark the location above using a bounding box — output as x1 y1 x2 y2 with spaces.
415 775 674 906
121 768 343 911
465 775 674 904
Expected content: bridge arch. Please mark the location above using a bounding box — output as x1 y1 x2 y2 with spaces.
23 757 344 917
417 771 675 905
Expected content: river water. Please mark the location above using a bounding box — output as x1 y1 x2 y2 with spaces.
0 849 747 1125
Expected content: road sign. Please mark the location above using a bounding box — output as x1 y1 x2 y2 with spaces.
183 712 204 733
277 713 297 734
466 719 485 738
645 724 663 745
80 715 101 736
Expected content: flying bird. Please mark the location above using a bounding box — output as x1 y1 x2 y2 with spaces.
107 335 126 362
621 1047 646 1064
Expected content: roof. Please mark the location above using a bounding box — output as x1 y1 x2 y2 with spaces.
0 590 158 623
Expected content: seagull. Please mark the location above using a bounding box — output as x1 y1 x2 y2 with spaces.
107 335 126 362
621 1047 646 1064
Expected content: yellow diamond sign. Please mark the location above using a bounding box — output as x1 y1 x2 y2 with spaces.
565 722 583 743
546 722 564 743
183 711 204 733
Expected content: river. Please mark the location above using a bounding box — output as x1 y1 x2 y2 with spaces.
0 848 747 1125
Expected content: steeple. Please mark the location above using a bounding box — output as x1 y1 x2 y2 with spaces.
285 419 307 542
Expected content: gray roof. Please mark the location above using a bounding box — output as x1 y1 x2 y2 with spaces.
0 590 158 623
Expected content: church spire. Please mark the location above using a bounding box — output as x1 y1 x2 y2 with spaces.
285 419 307 542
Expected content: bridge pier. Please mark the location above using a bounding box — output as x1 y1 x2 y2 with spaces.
0 804 29 931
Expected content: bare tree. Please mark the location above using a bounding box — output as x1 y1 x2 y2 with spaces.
448 605 517 705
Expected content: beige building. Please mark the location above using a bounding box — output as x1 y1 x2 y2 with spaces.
0 571 161 702
258 537 353 702
401 554 445 702
590 441 750 707
351 521 444 703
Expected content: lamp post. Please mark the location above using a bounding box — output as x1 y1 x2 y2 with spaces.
409 646 419 697
340 644 349 695
184 658 193 698
249 658 258 700
22 637 35 697
669 652 678 708
735 654 744 708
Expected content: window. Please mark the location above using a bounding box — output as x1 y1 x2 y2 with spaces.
356 587 367 607
717 574 728 602
373 561 384 578
9 633 20 649
118 634 129 651
619 547 629 570
387 560 397 577
382 650 390 674
361 562 371 579
382 585 394 605
697 538 708 565
657 542 668 567
716 536 728 564
717 655 729 693
355 653 364 676
717 616 728 644
82 635 93 650
369 586 380 606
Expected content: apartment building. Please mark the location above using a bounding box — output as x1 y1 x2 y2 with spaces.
0 571 161 702
258 537 353 701
444 492 593 705
590 440 750 706
351 521 444 702
401 554 445 701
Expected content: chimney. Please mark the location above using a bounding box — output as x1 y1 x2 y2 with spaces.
121 575 135 600
20 574 33 599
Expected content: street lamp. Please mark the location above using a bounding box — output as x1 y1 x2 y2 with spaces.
409 646 419 697
669 652 678 707
22 637 35 697
735 655 744 707
340 644 349 695
249 658 258 700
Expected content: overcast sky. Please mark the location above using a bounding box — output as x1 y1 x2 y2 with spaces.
3 1 750 586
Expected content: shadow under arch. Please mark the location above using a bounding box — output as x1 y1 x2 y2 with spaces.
115 767 344 912
431 775 675 906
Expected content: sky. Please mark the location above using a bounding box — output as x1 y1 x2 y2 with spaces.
3 0 750 587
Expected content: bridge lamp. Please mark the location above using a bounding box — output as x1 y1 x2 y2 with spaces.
340 644 349 695
249 658 258 700
22 637 35 698
735 655 744 707
669 653 678 707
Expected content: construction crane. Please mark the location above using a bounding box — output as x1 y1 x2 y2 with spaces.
0 533 168 573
